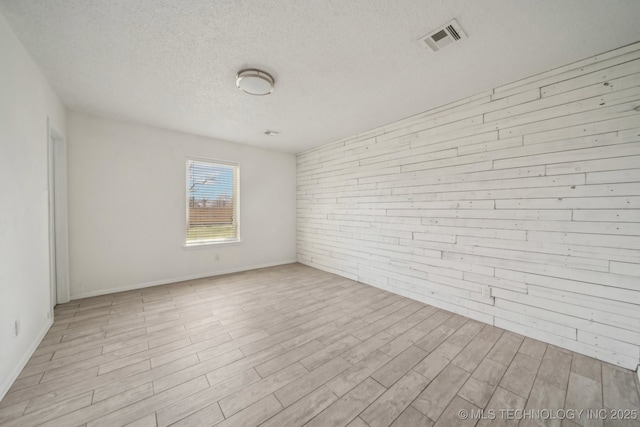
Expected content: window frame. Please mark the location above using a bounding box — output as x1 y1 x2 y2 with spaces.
184 157 241 247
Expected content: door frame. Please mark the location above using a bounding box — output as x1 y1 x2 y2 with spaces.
47 118 70 314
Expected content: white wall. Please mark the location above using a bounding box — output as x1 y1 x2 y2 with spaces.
0 13 67 398
66 112 296 298
297 43 640 369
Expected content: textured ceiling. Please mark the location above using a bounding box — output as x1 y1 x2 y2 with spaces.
1 0 640 152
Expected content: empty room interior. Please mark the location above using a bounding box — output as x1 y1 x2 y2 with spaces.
2 1 640 426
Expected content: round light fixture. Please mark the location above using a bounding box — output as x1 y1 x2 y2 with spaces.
236 69 275 96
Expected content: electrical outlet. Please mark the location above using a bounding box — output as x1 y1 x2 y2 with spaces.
14 319 20 337
481 286 492 299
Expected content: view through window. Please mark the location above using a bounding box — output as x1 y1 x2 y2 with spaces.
186 159 239 245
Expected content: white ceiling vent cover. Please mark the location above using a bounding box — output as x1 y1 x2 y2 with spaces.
419 19 467 52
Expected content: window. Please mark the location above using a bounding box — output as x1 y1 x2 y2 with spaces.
186 158 239 245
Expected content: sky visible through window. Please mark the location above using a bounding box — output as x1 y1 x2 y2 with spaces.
188 160 234 202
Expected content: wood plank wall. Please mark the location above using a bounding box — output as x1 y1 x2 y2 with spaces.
296 43 640 369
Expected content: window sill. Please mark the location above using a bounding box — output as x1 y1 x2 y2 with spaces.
183 239 242 249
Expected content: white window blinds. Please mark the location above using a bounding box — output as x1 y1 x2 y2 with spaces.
186 159 239 245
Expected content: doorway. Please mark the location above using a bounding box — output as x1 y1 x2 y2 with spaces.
47 119 70 314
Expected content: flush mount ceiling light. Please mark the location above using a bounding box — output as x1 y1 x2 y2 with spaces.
236 69 275 96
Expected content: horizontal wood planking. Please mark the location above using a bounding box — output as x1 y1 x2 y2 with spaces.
297 43 640 369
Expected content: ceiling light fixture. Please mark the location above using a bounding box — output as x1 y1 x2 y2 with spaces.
236 69 275 96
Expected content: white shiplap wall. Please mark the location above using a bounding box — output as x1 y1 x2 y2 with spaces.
296 43 640 370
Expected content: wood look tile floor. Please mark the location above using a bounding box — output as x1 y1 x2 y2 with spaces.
1 263 639 427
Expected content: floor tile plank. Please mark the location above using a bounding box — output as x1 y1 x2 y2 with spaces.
216 394 282 427
371 345 428 388
155 368 260 427
275 356 351 407
361 370 431 427
218 362 307 417
327 350 391 397
306 377 386 427
391 405 434 427
412 364 470 422
263 385 338 427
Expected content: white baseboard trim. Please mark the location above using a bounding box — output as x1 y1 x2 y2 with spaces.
0 318 53 401
70 259 299 300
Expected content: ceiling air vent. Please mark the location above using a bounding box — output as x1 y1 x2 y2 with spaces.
419 19 467 53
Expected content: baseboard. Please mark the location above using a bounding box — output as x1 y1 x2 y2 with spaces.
0 318 53 401
70 259 298 300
